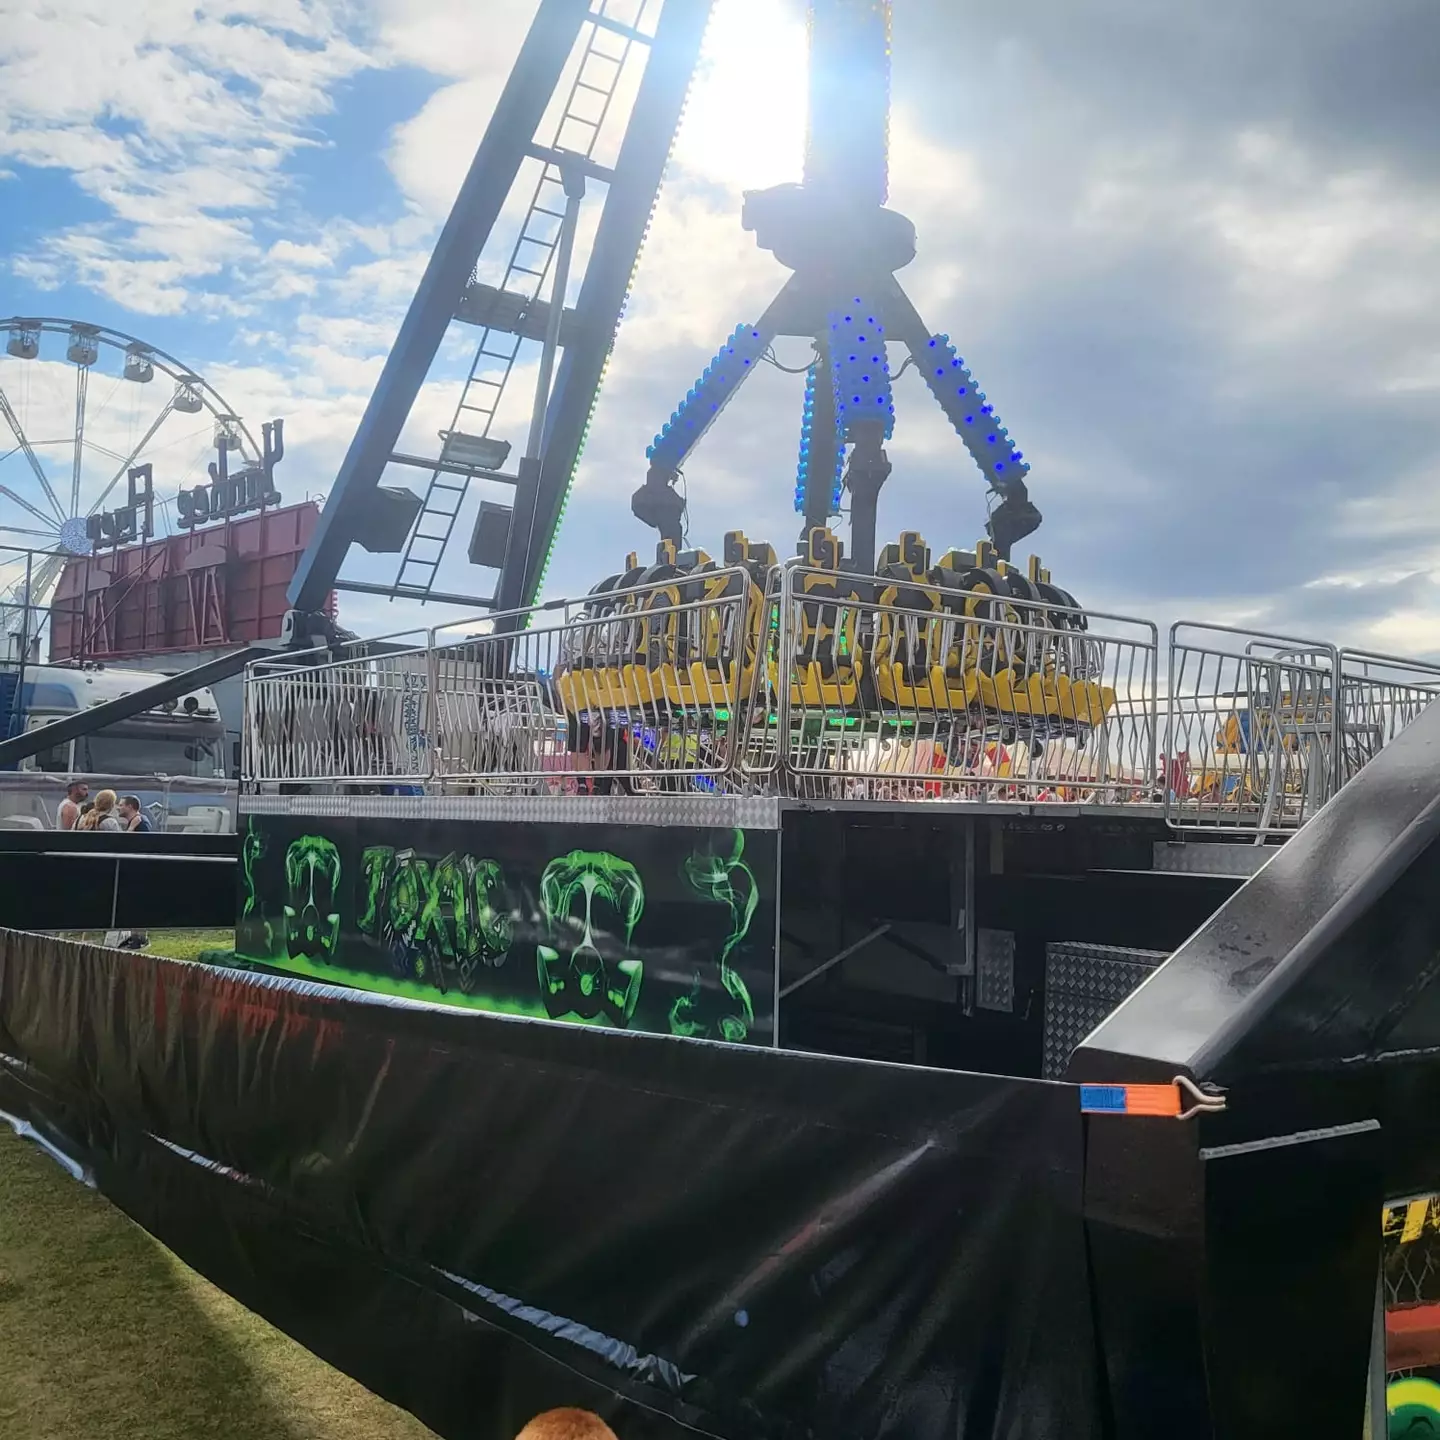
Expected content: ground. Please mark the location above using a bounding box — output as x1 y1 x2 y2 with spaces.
58 927 235 962
0 930 437 1440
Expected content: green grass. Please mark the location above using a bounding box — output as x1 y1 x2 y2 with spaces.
0 1124 437 1440
57 929 235 963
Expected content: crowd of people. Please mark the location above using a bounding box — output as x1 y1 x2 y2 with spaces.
55 781 154 833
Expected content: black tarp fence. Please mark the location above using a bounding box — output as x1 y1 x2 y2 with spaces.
0 929 1101 1440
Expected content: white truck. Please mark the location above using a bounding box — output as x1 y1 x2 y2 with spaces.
0 662 234 832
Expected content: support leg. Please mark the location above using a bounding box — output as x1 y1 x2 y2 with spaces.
841 420 890 574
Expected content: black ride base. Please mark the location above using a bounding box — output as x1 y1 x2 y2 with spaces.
13 734 1440 1439
236 793 1252 1083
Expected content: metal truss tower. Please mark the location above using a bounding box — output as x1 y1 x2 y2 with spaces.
288 0 715 618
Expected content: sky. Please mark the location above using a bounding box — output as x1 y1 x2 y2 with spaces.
1 0 1438 655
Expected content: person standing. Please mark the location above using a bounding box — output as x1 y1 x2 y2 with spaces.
57 780 88 830
77 789 123 832
118 796 152 832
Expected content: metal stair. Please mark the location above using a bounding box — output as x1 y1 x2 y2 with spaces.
393 2 659 600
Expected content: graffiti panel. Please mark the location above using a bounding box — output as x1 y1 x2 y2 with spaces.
237 812 778 1046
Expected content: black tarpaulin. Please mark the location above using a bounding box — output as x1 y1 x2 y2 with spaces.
0 928 1100 1440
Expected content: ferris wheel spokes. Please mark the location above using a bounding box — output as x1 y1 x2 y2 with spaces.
0 317 264 584
71 359 89 521
0 387 67 524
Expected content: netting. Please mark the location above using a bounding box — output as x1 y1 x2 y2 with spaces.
1385 1196 1440 1310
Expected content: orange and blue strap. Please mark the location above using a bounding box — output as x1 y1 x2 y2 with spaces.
1080 1076 1225 1120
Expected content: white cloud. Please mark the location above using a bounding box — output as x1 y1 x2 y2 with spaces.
0 0 372 309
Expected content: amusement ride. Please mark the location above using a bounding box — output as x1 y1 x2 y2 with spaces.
0 7 1437 1440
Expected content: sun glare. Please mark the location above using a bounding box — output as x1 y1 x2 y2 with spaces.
674 0 809 190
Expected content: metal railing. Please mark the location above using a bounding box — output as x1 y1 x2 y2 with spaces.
244 631 432 787
752 565 1160 803
428 567 758 794
240 569 1440 830
1337 649 1440 786
1164 623 1341 834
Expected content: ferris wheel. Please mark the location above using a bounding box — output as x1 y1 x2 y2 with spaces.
0 317 262 617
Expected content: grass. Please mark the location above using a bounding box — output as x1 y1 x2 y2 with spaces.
0 1124 437 1440
57 928 235 963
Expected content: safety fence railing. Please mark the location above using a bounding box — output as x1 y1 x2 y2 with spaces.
745 565 1160 804
1336 649 1440 786
1164 623 1342 834
243 631 433 787
239 573 1440 826
426 568 756 794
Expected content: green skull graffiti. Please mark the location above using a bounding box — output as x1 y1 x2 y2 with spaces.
284 835 342 961
537 851 644 1026
670 828 758 1043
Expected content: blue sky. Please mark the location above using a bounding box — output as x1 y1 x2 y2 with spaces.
2 0 1439 652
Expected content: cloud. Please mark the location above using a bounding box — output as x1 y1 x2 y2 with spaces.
0 0 372 310
3 0 1439 661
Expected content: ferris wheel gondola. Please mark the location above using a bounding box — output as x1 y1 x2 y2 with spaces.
0 317 262 627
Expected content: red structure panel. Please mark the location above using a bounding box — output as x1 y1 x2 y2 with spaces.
49 502 337 662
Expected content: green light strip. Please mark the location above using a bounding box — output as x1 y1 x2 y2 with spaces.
530 10 717 608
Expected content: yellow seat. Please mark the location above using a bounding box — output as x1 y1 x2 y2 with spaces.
784 527 864 710
870 532 953 711
685 531 777 710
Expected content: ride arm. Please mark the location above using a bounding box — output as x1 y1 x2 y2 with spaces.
881 279 1041 558
633 321 774 536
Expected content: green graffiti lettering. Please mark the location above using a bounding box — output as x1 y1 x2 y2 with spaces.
359 846 395 936
239 818 274 954
368 848 513 993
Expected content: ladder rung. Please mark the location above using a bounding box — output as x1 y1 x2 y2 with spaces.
581 56 621 83
525 143 615 185
575 79 610 96
589 12 651 45
587 36 627 64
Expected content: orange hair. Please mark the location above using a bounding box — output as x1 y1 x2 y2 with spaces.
515 1410 619 1440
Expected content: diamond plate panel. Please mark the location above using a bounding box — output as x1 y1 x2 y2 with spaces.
242 792 781 830
976 928 1015 1012
1042 941 1167 1080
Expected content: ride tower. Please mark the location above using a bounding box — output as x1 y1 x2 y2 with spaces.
285 0 718 625
633 0 1041 573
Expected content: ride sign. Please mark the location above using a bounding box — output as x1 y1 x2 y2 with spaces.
176 465 281 530
176 417 285 532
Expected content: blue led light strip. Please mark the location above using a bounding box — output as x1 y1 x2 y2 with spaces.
917 334 1029 490
793 362 846 515
646 323 769 473
827 302 896 445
